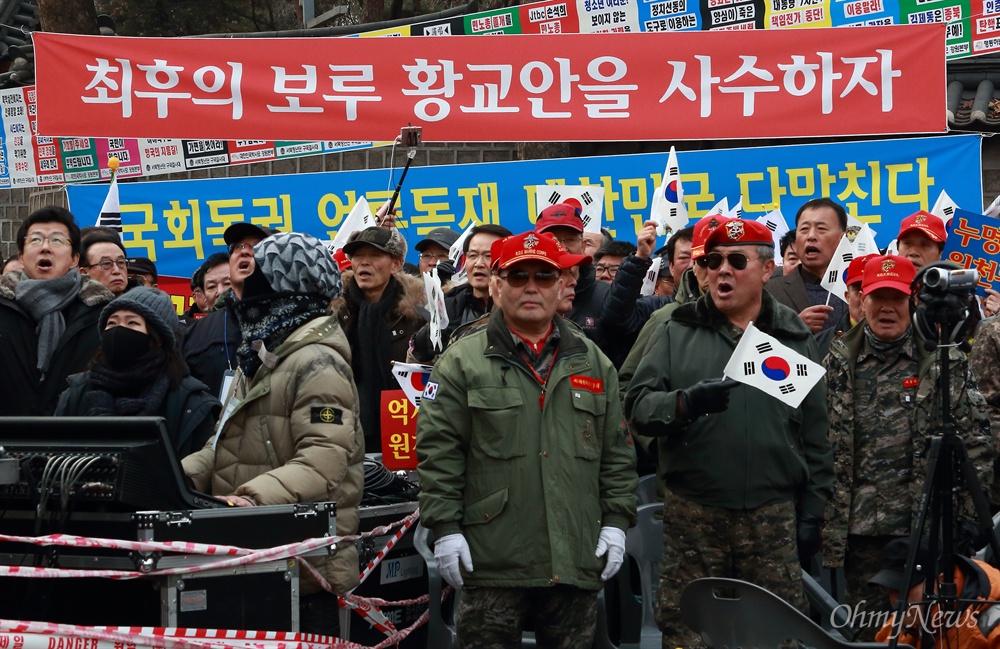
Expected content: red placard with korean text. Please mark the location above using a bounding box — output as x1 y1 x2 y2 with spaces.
33 27 945 143
380 390 419 470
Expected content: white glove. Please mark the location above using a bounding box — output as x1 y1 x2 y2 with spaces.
595 526 626 581
434 533 474 589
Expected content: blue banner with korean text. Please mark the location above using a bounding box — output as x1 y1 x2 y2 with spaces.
67 134 983 280
944 208 1000 296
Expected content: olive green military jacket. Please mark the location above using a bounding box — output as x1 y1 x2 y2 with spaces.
416 310 638 591
625 291 833 519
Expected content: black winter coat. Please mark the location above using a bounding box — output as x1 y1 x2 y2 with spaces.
0 272 112 416
56 373 220 458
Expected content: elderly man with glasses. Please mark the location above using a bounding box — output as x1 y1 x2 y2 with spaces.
0 206 113 415
417 231 637 649
626 218 833 649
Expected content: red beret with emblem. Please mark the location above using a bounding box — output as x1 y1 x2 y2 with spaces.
862 254 916 295
704 218 775 250
897 210 947 244
690 214 733 259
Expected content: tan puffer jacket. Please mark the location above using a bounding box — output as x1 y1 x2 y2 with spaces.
182 315 365 594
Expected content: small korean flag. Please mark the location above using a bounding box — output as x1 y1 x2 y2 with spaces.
533 185 605 234
723 322 824 408
819 234 855 305
756 209 789 266
649 146 689 235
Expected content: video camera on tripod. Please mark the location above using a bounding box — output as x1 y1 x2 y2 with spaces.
911 262 980 350
885 261 1000 647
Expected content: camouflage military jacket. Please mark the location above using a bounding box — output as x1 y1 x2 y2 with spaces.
822 322 993 569
971 316 1000 504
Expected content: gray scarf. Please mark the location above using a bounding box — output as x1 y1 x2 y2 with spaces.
15 269 83 378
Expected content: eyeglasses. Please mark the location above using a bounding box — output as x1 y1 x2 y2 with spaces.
26 234 69 249
696 252 759 271
594 264 620 278
228 242 254 255
500 269 561 288
420 252 450 262
554 235 583 248
129 273 152 286
86 258 127 272
465 251 491 264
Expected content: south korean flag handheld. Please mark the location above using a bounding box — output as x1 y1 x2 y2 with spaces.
728 196 743 220
930 190 958 227
706 196 730 218
819 234 855 305
723 322 824 408
756 208 789 265
641 257 662 297
851 223 880 257
330 197 376 251
448 222 476 281
534 185 605 234
391 362 434 408
423 265 451 352
649 146 688 235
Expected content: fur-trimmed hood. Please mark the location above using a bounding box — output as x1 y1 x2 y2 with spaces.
0 270 113 307
332 271 426 324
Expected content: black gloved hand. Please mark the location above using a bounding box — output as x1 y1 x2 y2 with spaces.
797 515 823 569
678 378 740 420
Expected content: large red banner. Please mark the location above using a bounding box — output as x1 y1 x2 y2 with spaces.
33 27 945 143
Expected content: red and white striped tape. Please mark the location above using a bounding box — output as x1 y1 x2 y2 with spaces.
356 515 417 587
0 511 431 648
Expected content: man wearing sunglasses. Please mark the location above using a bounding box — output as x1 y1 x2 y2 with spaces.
626 218 833 648
417 231 638 649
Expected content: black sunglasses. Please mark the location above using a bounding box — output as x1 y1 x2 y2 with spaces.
696 251 758 271
500 269 561 288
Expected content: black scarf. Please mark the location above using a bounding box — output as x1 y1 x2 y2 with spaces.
348 276 399 448
232 292 330 379
81 349 170 417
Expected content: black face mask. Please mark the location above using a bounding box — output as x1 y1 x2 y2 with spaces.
101 326 151 370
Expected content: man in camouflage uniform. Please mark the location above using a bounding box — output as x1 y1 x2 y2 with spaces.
970 316 1000 505
823 254 993 640
626 219 833 649
417 231 638 649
